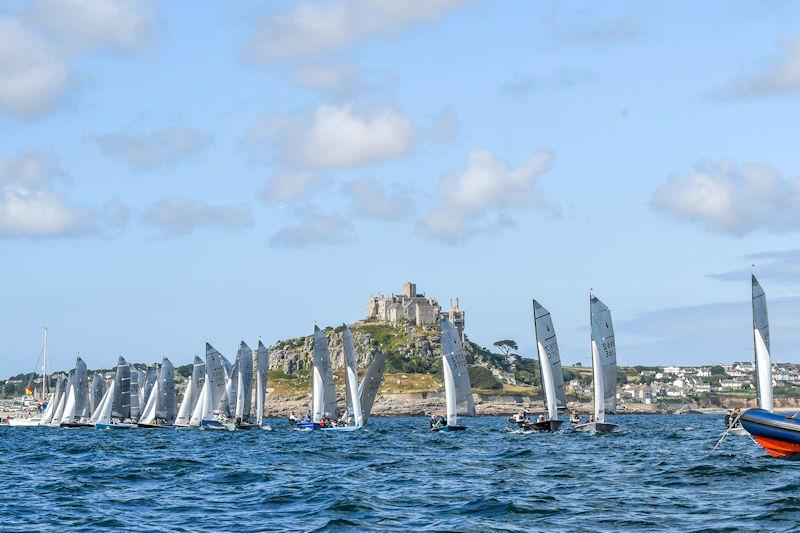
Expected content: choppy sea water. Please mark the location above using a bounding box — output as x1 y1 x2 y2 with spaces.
1 414 798 532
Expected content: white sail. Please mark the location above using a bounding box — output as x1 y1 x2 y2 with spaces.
752 275 773 412
206 343 228 415
358 352 386 425
41 376 65 424
139 377 160 424
590 295 617 423
89 374 106 415
235 368 245 418
176 356 204 426
441 318 475 426
59 382 76 424
73 357 89 420
129 368 141 421
255 341 268 425
312 326 337 422
533 300 566 421
189 378 209 427
342 326 363 427
226 356 239 418
91 380 115 425
50 375 70 426
238 342 253 419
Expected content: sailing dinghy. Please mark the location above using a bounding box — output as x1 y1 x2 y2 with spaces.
60 356 93 428
739 275 800 457
174 356 204 428
511 300 566 432
431 319 475 432
94 356 135 429
294 326 337 431
138 357 176 428
195 343 230 430
574 293 620 434
254 341 273 430
222 342 262 431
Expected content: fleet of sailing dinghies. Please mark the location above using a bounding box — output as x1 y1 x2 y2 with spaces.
292 325 386 431
431 318 475 432
573 293 620 434
739 275 800 457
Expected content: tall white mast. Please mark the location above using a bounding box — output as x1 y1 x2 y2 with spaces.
42 327 49 398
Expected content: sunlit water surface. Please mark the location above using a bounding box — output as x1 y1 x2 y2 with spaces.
1 415 798 532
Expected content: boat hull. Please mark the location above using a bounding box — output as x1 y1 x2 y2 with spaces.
7 418 42 427
320 425 360 432
292 421 321 431
573 422 619 434
60 422 93 429
137 423 172 429
514 419 564 432
431 425 467 432
740 408 800 458
94 423 135 430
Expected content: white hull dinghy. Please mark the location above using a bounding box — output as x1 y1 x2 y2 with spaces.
574 293 620 434
431 319 475 432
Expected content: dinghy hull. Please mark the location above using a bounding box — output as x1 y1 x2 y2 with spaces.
431 425 467 432
740 408 800 458
94 423 134 430
7 418 42 427
292 421 321 431
573 422 619 434
515 419 564 432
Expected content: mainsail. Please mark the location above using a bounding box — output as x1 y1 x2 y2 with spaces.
342 326 363 427
129 368 142 421
73 357 89 421
50 374 71 426
206 343 228 416
157 357 176 421
89 374 106 415
441 319 475 426
752 275 773 412
590 294 617 423
358 352 386 425
533 300 566 421
112 357 131 421
91 379 114 425
139 362 161 425
255 341 269 425
175 356 204 426
41 376 65 424
312 326 337 422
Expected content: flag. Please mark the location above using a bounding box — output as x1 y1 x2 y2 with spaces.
25 387 33 395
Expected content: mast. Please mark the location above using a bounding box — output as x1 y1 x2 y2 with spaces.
752 270 759 407
42 327 48 397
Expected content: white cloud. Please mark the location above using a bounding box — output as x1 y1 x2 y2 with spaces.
31 0 155 53
710 249 800 284
245 0 463 64
261 171 325 203
651 159 800 235
343 177 413 221
716 37 800 99
143 199 253 236
423 149 555 242
0 153 96 238
243 103 415 169
0 1 154 118
269 211 354 248
292 64 362 96
0 17 69 117
94 127 211 170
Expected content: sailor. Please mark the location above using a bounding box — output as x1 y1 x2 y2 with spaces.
429 414 437 428
732 408 742 427
537 414 545 423
588 414 594 424
569 410 581 424
304 410 312 422
724 410 732 427
288 412 298 424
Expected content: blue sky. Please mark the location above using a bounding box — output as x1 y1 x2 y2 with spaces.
2 0 800 375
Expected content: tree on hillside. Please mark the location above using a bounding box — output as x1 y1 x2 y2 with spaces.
493 340 518 356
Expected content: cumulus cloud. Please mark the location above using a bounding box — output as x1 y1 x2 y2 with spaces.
651 159 800 235
0 17 70 117
715 37 800 99
142 199 253 236
710 249 800 283
261 172 326 204
0 1 154 118
93 127 210 170
0 153 96 238
243 103 415 169
269 211 354 248
31 0 155 53
423 150 555 242
343 177 414 221
292 64 362 96
245 0 463 64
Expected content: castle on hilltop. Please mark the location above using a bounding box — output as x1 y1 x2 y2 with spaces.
366 282 465 340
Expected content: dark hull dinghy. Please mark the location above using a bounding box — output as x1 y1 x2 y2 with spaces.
573 421 619 434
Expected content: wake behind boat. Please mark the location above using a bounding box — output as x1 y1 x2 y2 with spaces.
573 293 620 435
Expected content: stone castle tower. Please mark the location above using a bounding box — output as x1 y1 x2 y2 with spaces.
366 282 465 340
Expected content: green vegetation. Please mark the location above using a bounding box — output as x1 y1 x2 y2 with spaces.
514 357 538 385
493 339 518 356
468 366 502 390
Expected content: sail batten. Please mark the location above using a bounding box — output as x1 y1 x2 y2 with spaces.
752 275 773 412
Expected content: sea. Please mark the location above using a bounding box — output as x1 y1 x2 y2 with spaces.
1 414 798 532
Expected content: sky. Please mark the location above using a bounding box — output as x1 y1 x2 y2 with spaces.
2 0 800 375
